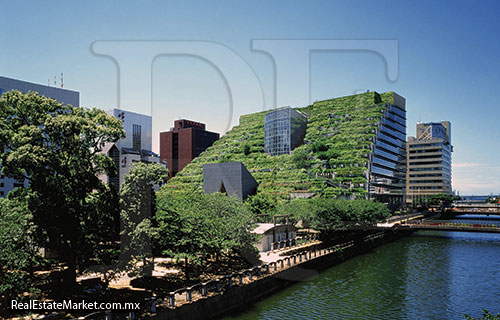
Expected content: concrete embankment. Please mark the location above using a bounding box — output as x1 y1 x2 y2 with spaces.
150 228 411 320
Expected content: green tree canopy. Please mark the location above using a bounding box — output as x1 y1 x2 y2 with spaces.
277 197 390 231
120 162 168 276
155 189 258 280
0 90 125 284
0 194 40 307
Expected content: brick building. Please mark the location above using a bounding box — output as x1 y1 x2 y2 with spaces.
160 119 219 178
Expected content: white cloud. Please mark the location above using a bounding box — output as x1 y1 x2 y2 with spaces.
452 162 481 168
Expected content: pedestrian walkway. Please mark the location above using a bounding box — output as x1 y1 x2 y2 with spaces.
259 240 322 264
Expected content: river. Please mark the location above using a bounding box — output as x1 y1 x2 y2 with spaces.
222 215 500 320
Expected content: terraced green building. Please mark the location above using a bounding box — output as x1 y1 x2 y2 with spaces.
161 91 407 208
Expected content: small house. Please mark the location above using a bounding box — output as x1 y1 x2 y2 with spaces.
252 223 297 252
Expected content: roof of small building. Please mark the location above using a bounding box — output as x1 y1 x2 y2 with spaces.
252 223 296 235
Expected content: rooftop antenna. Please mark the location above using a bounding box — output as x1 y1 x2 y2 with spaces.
48 78 50 87
54 76 57 87
60 73 63 88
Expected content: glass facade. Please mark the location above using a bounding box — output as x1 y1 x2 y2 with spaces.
265 107 307 156
369 104 407 207
132 124 142 151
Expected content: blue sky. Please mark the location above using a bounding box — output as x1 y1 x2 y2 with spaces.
1 0 499 195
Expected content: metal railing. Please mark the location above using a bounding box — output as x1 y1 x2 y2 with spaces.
82 231 388 318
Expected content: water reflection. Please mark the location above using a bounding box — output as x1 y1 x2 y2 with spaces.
222 216 500 320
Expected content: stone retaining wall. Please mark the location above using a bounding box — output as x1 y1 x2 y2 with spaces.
148 229 410 320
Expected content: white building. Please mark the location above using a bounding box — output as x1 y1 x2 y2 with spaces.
252 223 297 252
100 109 165 189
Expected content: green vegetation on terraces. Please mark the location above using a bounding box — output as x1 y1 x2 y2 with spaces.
162 91 396 199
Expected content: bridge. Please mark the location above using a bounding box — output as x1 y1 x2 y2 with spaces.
448 203 500 216
375 210 500 234
400 220 500 233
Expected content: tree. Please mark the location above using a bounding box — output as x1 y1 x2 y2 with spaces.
155 190 258 280
0 194 41 308
0 90 125 285
120 162 168 277
291 146 311 169
428 193 453 206
276 198 314 227
278 198 390 231
245 192 279 216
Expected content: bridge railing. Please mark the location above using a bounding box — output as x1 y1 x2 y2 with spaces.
407 220 500 229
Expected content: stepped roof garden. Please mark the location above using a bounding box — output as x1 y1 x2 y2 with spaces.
161 91 399 199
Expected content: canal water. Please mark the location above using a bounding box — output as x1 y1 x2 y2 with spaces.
223 215 500 320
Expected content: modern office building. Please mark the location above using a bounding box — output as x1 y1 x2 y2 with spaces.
264 107 308 156
406 121 453 205
368 93 407 206
159 119 219 179
0 76 80 197
100 109 164 190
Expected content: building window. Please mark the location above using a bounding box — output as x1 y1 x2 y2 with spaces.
133 124 141 151
108 146 120 191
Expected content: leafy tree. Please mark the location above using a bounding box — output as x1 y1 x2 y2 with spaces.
276 198 315 228
0 194 41 307
120 162 168 276
428 193 453 206
245 192 279 216
0 90 125 285
278 198 390 231
291 146 311 169
155 190 258 280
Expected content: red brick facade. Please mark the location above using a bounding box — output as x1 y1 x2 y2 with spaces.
160 119 219 179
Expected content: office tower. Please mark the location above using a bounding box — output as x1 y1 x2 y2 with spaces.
160 119 219 179
406 121 453 204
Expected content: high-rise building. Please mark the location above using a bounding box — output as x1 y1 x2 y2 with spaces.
368 93 407 206
264 107 308 156
0 76 80 197
159 119 219 179
406 121 453 204
100 109 164 190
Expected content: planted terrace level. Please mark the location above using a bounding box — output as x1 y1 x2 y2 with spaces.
162 91 407 207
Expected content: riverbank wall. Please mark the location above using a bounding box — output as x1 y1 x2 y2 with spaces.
149 228 411 320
